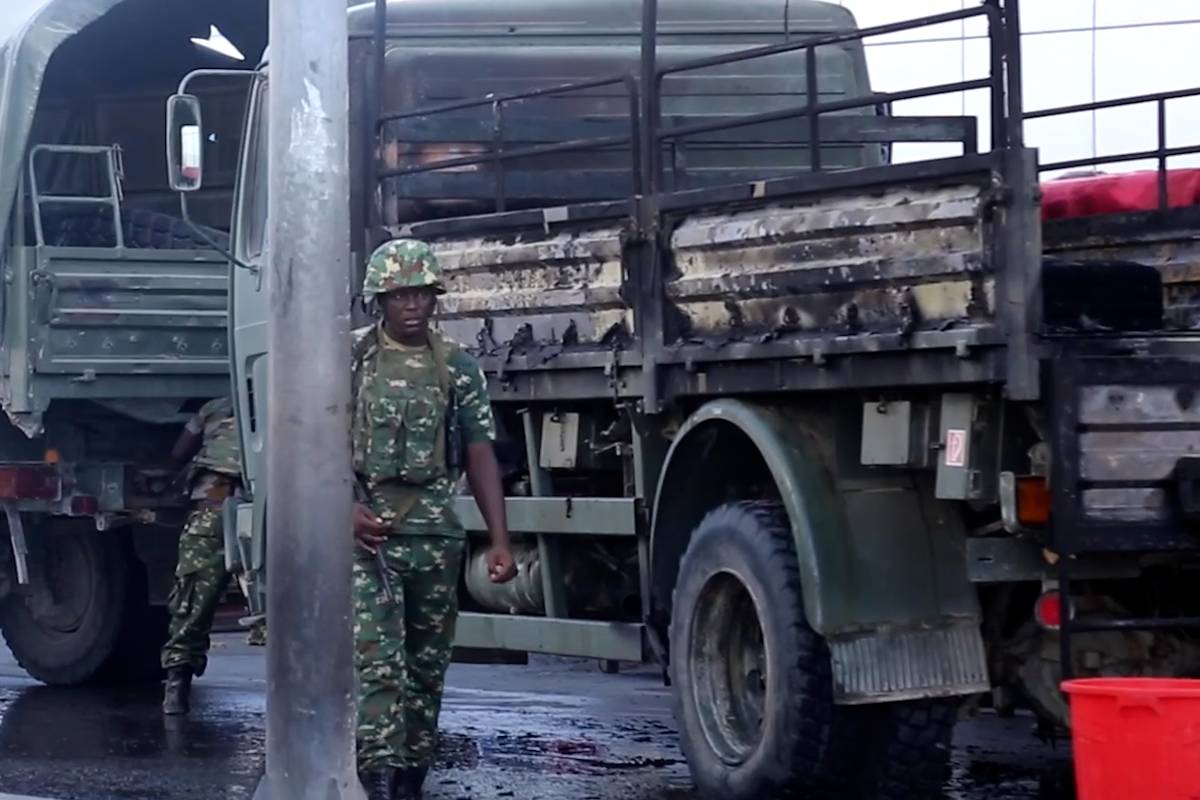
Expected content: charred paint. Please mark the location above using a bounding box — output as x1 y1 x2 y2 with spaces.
426 225 634 352
1045 213 1200 329
667 183 991 341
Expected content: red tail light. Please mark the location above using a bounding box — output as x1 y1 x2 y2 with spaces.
0 465 60 500
69 495 100 516
1035 591 1063 630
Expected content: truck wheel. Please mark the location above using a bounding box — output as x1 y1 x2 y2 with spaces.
0 524 145 686
98 570 169 683
669 501 835 799
852 698 957 799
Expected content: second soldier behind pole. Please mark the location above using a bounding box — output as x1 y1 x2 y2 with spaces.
161 396 242 715
351 239 516 800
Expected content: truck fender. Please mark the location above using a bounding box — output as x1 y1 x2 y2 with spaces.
649 399 981 643
649 399 850 636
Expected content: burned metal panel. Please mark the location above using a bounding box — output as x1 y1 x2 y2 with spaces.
26 247 228 377
424 222 635 356
665 182 994 344
1081 431 1200 483
1045 208 1200 330
1080 385 1200 426
1078 385 1200 522
1049 350 1200 553
1081 488 1167 524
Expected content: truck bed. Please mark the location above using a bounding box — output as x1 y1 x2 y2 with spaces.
407 153 1015 404
3 243 229 431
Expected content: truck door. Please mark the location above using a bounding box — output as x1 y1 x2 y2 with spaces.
226 75 269 613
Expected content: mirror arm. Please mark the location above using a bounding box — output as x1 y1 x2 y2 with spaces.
180 193 258 275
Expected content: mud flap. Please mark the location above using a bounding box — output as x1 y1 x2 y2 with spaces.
828 621 989 704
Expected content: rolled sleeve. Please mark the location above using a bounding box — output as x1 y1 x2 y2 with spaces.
454 358 496 445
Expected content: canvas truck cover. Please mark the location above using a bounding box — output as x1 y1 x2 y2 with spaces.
0 0 123 255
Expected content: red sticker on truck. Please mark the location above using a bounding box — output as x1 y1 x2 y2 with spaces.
945 429 967 468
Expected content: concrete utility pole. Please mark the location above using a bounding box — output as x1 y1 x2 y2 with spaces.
256 0 360 797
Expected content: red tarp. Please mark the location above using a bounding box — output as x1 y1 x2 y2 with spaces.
1041 169 1200 221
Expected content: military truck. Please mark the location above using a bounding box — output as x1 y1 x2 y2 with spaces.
177 0 1200 796
0 0 266 685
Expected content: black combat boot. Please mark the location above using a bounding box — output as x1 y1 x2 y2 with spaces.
162 666 193 715
394 764 428 799
359 767 396 800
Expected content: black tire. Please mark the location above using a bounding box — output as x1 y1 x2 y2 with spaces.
0 523 154 686
122 208 230 251
850 698 957 799
669 501 835 800
40 207 228 251
98 571 169 684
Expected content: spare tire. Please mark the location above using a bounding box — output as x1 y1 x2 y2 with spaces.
39 207 228 251
123 208 230 251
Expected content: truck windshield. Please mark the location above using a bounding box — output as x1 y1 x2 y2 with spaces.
242 81 268 260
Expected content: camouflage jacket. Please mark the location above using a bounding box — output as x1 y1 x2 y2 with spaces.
186 397 242 500
350 324 496 536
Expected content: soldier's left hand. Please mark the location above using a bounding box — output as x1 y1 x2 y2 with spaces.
486 545 517 583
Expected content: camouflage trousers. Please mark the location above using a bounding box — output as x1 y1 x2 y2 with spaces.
354 535 464 771
160 507 230 675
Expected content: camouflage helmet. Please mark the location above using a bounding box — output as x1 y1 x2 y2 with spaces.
363 238 445 297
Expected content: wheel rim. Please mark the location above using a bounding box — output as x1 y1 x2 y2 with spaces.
688 570 768 766
31 531 95 633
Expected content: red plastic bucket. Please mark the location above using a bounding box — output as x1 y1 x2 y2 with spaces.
1063 678 1200 800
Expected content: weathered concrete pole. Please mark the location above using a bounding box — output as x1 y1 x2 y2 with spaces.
256 0 360 797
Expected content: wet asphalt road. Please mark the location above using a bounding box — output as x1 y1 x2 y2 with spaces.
0 636 1074 800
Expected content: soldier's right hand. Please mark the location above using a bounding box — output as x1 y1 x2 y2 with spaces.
352 503 388 550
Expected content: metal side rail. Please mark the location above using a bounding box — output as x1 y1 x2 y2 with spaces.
452 495 647 661
1047 341 1200 678
1056 554 1200 680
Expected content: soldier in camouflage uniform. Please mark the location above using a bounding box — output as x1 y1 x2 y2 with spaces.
352 239 515 800
160 396 242 715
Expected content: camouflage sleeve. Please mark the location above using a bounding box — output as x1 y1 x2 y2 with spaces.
188 397 232 435
452 354 496 445
184 412 205 436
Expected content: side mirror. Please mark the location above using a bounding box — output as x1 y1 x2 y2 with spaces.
167 94 204 192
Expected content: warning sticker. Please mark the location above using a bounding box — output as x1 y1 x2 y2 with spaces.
945 429 968 468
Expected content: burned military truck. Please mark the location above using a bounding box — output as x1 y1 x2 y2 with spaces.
0 0 266 685
194 0 1200 796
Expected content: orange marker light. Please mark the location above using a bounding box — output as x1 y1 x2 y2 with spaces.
1016 476 1050 526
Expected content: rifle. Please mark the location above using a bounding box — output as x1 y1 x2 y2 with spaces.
445 386 464 476
353 474 397 606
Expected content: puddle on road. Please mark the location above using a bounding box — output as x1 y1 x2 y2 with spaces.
0 684 265 800
0 683 1076 800
438 717 686 777
948 745 1077 800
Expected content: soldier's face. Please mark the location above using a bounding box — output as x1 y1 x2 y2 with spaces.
381 288 437 339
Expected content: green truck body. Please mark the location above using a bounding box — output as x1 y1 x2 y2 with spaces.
193 0 1200 797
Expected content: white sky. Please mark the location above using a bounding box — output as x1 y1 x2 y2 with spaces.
834 0 1200 172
